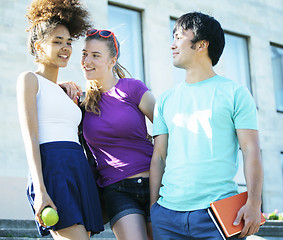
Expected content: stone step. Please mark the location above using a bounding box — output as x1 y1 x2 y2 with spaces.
0 238 115 240
0 238 52 240
0 230 115 239
0 220 116 239
0 237 116 240
0 237 265 240
0 229 115 238
254 220 283 237
0 220 36 230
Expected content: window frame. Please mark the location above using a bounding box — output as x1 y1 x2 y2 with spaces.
270 43 283 113
108 3 145 83
216 30 253 94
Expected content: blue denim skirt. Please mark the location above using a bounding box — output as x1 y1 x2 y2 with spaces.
27 141 104 236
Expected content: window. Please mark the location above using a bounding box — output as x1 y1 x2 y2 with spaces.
271 45 283 112
214 33 251 91
108 5 144 82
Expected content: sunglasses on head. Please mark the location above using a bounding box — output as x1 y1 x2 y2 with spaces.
86 29 118 58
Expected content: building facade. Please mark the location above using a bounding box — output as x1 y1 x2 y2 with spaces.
0 0 282 220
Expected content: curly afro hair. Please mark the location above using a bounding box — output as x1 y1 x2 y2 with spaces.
26 0 92 60
26 0 91 38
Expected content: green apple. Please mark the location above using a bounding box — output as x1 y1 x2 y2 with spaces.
41 207 59 226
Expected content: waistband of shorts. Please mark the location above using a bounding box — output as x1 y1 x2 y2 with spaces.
118 177 149 187
40 141 82 150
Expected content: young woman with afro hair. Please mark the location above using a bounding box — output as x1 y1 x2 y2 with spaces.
17 1 104 239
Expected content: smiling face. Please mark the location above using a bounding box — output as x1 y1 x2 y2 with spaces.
171 27 197 69
36 25 72 68
81 39 115 81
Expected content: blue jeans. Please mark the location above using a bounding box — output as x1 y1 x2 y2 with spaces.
150 202 246 240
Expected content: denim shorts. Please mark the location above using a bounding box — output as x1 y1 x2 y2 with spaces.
102 177 150 228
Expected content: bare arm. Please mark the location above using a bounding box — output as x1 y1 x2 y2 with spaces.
58 81 83 100
138 91 156 123
234 129 263 237
149 134 168 207
17 72 56 226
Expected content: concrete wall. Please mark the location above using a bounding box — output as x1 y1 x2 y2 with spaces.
0 0 282 219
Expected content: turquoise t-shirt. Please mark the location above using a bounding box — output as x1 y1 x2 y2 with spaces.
153 75 258 211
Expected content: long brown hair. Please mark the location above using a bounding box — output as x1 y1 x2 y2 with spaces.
81 32 131 115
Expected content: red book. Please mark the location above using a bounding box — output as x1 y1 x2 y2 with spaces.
209 191 266 238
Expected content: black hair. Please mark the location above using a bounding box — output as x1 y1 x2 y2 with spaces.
174 12 225 66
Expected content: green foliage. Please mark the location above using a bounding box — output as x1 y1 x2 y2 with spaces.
264 210 283 220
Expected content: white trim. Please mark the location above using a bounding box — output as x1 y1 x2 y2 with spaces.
207 208 226 240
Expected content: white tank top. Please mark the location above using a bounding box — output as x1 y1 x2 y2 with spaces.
35 73 82 144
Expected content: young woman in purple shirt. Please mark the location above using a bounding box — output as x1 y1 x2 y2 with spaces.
80 29 155 240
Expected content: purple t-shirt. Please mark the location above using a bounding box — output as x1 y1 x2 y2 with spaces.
83 78 153 187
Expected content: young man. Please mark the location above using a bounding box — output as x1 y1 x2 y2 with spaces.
149 12 263 240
